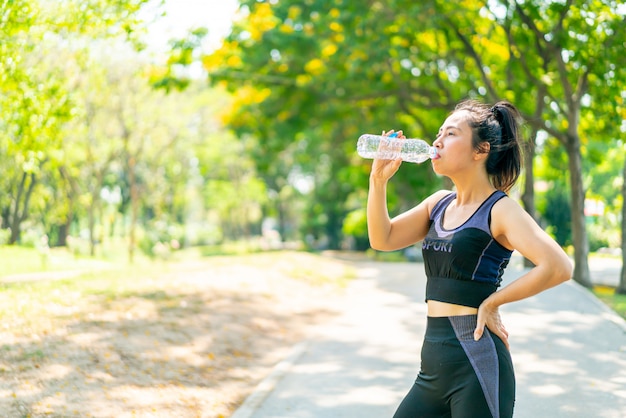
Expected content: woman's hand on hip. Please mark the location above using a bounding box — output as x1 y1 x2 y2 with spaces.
475 299 510 350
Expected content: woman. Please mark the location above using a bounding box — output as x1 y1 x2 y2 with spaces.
366 99 572 418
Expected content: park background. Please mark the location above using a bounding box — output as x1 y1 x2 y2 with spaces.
1 0 626 416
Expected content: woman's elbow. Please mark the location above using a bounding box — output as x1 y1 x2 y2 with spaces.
368 236 397 252
369 240 390 252
556 254 573 284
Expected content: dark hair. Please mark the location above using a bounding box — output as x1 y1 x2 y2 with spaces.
454 99 523 192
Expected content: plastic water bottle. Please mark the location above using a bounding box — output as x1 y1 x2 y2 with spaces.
356 133 437 163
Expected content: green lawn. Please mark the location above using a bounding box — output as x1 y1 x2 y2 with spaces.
593 285 626 320
0 245 111 277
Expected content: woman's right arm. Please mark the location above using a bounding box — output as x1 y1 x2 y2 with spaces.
367 181 447 251
366 132 447 251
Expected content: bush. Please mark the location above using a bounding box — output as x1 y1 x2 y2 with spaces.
587 222 612 252
139 221 185 259
540 188 572 246
0 228 10 245
342 208 370 251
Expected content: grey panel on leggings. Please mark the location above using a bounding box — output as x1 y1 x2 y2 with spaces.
449 315 499 418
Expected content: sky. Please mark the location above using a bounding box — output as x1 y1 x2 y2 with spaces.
143 0 240 53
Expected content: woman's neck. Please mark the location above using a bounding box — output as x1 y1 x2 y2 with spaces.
451 176 495 206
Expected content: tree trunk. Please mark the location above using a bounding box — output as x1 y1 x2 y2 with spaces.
617 156 626 294
277 197 288 242
565 136 593 288
128 155 138 264
9 172 37 245
88 199 97 257
521 130 538 268
1 206 9 229
326 209 341 250
56 219 70 247
57 165 77 247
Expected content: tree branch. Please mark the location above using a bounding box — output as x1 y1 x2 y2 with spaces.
514 2 576 113
444 16 499 101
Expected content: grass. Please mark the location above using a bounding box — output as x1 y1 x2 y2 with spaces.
587 251 625 320
0 248 356 417
0 262 177 334
593 285 626 320
0 245 110 277
0 249 356 335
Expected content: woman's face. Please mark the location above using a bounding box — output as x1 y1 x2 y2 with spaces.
431 110 480 176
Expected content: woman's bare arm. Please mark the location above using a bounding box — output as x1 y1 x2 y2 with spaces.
474 197 573 346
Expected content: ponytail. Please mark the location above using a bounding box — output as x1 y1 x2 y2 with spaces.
454 100 523 192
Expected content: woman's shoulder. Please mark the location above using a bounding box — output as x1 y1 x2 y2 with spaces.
428 189 454 202
491 193 523 213
423 189 455 213
491 194 535 230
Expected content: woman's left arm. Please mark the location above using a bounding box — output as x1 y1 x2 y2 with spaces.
474 197 573 347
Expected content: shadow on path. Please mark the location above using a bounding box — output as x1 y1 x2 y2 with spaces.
238 260 626 418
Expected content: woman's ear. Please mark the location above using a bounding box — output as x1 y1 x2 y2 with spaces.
474 141 490 161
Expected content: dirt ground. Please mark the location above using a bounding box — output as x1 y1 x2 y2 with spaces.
0 251 356 417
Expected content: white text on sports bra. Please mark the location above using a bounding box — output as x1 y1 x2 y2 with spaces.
422 239 453 253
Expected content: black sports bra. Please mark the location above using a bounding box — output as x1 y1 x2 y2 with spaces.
422 191 512 308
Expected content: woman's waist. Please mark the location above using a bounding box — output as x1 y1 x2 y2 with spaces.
427 300 478 317
423 313 479 341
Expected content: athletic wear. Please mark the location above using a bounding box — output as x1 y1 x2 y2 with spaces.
393 192 516 417
392 316 515 418
422 191 513 308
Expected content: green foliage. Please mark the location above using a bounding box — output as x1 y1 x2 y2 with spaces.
2 0 626 265
138 220 184 258
0 229 11 246
585 140 625 214
587 222 611 252
151 27 208 92
540 185 572 246
195 0 625 258
0 0 153 246
0 0 270 260
342 208 369 250
201 0 463 247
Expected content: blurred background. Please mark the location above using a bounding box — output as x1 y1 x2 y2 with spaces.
2 1 626 416
1 0 625 290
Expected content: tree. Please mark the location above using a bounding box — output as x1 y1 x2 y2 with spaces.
500 0 624 286
427 1 625 286
0 0 152 244
615 144 626 295
201 1 462 248
198 0 624 286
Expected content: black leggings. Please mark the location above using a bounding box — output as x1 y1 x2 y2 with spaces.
393 315 515 418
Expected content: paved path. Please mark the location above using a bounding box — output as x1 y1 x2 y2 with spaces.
232 259 626 418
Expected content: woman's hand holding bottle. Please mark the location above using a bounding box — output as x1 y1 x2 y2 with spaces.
370 130 404 183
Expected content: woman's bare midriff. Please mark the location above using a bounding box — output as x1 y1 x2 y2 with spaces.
427 300 478 317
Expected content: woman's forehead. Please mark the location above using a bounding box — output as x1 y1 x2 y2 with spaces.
440 110 470 130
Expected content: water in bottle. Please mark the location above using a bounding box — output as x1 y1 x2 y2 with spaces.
356 133 437 163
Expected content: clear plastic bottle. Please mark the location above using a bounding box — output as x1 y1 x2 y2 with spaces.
356 133 437 163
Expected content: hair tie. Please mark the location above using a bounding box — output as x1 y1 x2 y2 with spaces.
490 106 504 129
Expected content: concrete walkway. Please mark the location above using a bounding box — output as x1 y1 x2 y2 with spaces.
232 259 626 418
